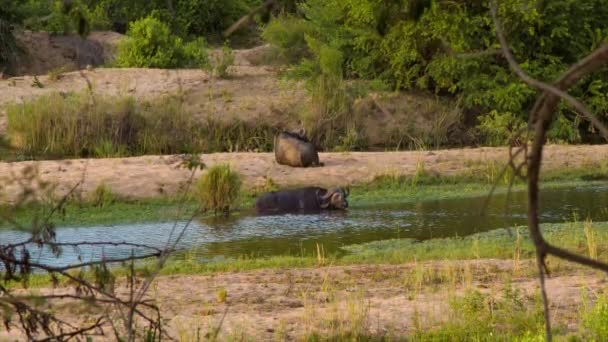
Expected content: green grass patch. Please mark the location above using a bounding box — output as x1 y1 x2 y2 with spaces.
150 220 608 276
341 220 608 264
2 175 606 228
195 163 242 216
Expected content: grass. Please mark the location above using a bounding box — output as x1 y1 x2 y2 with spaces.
4 220 608 340
5 91 276 160
195 164 242 216
151 220 608 276
2 163 606 228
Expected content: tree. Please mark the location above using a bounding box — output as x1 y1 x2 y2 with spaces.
490 1 608 340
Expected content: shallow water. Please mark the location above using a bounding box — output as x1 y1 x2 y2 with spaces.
2 185 608 268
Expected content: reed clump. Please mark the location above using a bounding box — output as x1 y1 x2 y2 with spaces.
6 92 276 159
195 164 242 216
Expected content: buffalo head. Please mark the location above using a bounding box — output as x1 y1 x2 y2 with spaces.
319 187 349 209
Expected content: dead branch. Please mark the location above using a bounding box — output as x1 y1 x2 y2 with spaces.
223 0 276 37
490 1 608 341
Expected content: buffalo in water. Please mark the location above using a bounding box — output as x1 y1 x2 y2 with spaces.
255 187 349 215
274 130 323 167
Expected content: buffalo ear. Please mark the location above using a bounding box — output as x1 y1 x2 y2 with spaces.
344 187 350 197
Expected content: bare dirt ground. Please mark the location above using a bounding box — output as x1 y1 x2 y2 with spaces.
1 260 606 340
0 64 306 135
1 144 606 203
0 32 306 134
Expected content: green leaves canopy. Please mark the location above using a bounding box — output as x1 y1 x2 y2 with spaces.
265 0 608 144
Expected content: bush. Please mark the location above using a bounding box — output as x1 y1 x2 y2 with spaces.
171 0 252 36
264 0 608 145
261 15 312 64
115 16 208 69
183 37 210 69
195 164 242 216
20 0 102 36
477 110 527 146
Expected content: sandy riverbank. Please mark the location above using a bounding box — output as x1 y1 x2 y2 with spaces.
1 259 605 340
1 144 607 203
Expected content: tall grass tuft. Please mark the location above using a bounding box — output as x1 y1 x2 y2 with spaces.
584 219 598 260
90 183 115 208
6 92 276 159
582 293 608 340
195 164 242 216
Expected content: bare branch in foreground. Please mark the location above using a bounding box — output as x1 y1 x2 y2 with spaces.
490 1 608 341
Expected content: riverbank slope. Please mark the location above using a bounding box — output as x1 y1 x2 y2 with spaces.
1 144 607 203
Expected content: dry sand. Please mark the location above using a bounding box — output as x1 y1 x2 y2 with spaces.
0 44 306 135
1 144 606 203
1 260 606 341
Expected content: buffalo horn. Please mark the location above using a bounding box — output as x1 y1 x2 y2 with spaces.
320 187 338 201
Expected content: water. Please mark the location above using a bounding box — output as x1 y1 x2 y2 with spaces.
2 185 608 268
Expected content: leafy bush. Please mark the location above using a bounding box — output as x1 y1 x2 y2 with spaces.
265 0 608 145
261 15 312 64
170 0 253 36
183 37 210 69
115 16 207 68
477 110 526 146
195 164 242 216
18 0 106 36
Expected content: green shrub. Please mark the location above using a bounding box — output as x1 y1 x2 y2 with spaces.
183 37 210 69
195 164 242 216
5 91 276 159
115 16 183 68
547 113 581 144
85 3 112 31
266 0 608 145
39 1 75 35
261 15 312 64
477 110 527 146
115 16 208 69
170 0 252 36
23 0 97 36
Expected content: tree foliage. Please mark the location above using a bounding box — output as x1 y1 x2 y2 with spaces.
263 0 608 143
3 0 260 36
115 16 209 69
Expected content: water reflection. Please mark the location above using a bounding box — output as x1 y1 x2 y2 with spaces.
1 184 607 268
